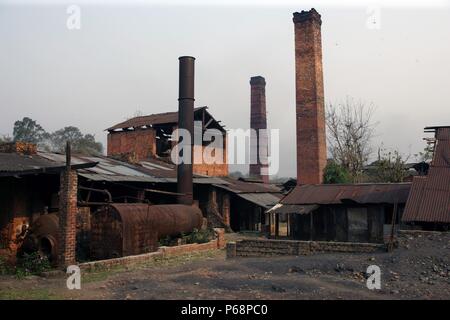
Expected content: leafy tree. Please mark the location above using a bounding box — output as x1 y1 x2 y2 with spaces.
10 117 103 155
371 148 408 183
50 126 103 155
13 117 48 144
323 160 351 184
326 97 378 182
415 144 434 162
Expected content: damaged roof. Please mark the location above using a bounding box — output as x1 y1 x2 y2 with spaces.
106 106 225 133
403 127 450 223
0 152 97 176
281 183 411 206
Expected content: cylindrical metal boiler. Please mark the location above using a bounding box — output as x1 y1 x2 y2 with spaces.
90 203 203 260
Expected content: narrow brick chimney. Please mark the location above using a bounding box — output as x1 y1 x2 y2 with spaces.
58 142 77 268
293 8 327 185
249 76 269 183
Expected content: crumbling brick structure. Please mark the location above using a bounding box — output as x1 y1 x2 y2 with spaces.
249 76 269 183
106 107 228 177
293 9 327 185
0 142 37 155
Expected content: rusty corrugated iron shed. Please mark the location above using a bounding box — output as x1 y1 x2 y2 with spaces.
403 126 450 223
281 183 411 205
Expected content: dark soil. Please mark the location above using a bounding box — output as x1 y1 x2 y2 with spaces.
0 231 448 300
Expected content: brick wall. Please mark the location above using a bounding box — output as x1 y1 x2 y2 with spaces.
293 9 327 185
107 129 157 161
0 142 37 155
58 169 78 268
79 230 225 272
107 129 228 177
227 239 385 258
193 144 228 177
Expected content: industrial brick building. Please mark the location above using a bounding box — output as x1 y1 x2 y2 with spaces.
106 106 228 177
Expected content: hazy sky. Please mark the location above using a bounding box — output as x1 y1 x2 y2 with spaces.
1 1 449 177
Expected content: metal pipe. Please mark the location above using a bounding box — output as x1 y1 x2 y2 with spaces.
79 186 112 202
65 141 71 170
177 56 195 205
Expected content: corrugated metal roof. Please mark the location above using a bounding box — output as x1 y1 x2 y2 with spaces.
0 152 97 176
236 193 283 209
36 152 229 185
77 173 165 183
0 153 61 172
403 127 450 223
106 107 207 131
267 204 319 215
281 183 411 205
213 177 282 194
431 137 450 168
39 152 152 178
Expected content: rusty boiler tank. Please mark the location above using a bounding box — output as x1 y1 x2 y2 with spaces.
90 203 203 260
21 213 59 265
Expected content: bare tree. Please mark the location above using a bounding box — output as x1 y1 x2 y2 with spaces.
326 97 377 182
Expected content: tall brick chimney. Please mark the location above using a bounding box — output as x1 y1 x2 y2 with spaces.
293 9 327 185
249 76 269 183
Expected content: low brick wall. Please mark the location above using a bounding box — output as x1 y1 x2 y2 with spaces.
227 239 385 258
79 251 163 272
159 240 218 257
80 228 225 272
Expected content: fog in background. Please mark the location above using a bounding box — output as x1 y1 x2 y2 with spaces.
1 1 449 177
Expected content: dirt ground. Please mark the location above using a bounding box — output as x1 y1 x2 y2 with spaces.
0 231 449 300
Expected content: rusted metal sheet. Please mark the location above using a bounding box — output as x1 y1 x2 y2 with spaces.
431 137 450 167
282 183 411 205
403 127 450 223
91 204 203 259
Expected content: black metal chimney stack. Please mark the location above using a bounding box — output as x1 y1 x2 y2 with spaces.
177 56 195 205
